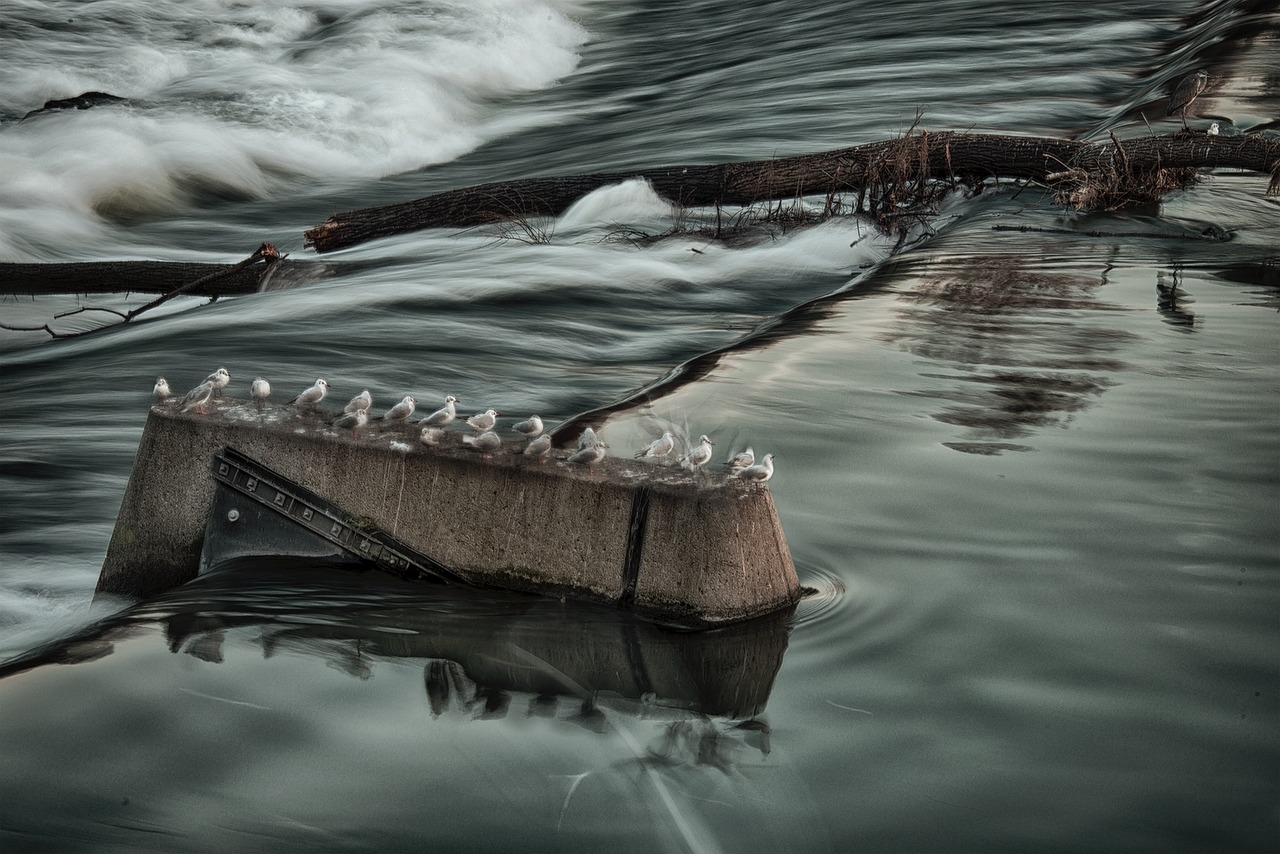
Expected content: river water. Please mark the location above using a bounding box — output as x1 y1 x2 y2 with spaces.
1 1 1277 851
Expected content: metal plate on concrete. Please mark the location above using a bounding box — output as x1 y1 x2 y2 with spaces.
202 447 465 585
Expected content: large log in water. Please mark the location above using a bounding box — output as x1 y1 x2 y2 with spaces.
304 132 1280 253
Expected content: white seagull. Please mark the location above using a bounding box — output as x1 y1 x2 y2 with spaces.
567 441 608 473
205 367 231 398
344 390 372 414
463 430 502 454
153 377 172 403
290 378 329 408
735 453 775 486
251 377 271 408
179 380 215 414
523 433 552 461
726 446 755 472
512 415 544 438
420 395 459 427
466 409 499 432
682 434 715 471
332 408 368 437
578 426 600 449
420 426 446 447
636 431 675 460
381 395 416 423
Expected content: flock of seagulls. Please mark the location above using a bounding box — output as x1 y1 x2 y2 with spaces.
152 368 777 487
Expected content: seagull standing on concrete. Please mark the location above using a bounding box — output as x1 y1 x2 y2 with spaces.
380 395 416 423
466 409 499 433
205 367 231 399
345 389 372 414
332 408 368 438
463 430 502 454
523 433 552 461
420 426 446 447
726 446 755 473
420 395 459 427
735 453 775 487
1207 121 1220 136
578 426 600 449
682 434 715 472
179 380 215 414
153 377 171 403
290 378 329 409
512 415 544 438
567 441 608 473
1168 69 1209 130
251 377 271 409
636 431 675 460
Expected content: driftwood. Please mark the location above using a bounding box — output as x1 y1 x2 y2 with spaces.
0 244 282 339
0 259 273 297
304 131 1280 253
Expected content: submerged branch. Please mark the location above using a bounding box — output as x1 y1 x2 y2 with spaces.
0 244 283 340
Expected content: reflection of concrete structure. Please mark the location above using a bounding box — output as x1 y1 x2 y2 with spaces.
14 562 794 720
97 403 800 625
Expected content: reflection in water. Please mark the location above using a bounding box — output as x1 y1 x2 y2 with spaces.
886 254 1136 454
3 559 794 726
1156 269 1200 331
0 560 822 852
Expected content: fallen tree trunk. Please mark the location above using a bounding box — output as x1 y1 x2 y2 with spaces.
0 258 323 296
0 245 290 339
304 131 1280 253
0 260 259 297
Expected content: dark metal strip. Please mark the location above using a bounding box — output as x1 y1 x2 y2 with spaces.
210 446 466 585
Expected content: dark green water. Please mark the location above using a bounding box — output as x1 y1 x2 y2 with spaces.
2 0 1277 851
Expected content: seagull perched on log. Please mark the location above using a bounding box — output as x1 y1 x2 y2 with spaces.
1167 69 1209 130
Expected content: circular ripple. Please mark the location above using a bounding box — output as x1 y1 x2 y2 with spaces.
792 561 848 628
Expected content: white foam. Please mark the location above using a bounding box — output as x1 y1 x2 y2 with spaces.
0 0 592 258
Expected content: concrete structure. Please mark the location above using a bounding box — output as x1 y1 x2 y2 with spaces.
97 400 802 626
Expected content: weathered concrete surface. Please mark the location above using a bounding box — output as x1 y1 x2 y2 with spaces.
97 400 801 625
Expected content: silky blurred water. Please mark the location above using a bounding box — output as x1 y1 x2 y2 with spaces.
1 1 1278 851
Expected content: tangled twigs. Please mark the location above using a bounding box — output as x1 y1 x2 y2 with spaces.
0 243 282 340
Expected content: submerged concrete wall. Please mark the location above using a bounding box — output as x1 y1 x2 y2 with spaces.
97 401 801 625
